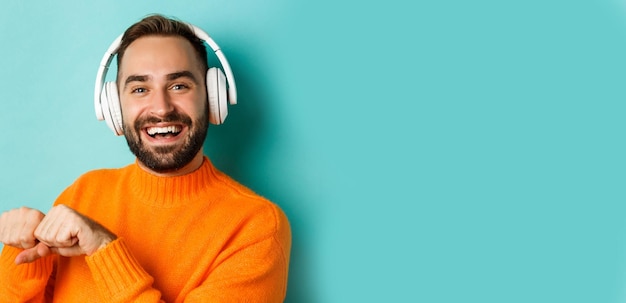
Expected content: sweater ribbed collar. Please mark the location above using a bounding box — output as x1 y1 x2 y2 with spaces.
128 156 216 208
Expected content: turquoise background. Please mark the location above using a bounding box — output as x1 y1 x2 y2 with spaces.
1 0 626 302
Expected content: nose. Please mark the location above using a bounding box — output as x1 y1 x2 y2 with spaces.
149 88 175 117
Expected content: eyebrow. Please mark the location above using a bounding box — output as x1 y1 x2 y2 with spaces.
166 71 198 83
123 70 198 90
123 75 149 88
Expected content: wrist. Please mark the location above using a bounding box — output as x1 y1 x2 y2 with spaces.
98 239 112 251
89 235 117 256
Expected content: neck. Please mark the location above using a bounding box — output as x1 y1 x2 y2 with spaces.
138 150 205 177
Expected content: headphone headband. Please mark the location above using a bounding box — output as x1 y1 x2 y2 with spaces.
94 23 237 124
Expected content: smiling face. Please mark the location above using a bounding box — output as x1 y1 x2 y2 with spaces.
118 35 209 176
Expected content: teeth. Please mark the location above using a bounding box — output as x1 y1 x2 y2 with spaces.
147 126 182 136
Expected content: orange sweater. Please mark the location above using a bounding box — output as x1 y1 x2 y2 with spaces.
0 157 291 302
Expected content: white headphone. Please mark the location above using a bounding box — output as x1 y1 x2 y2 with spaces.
94 24 237 136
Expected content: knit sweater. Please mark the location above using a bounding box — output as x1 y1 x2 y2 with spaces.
0 157 291 302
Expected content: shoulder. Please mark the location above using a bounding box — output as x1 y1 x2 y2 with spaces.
56 164 133 200
73 164 133 184
208 169 291 238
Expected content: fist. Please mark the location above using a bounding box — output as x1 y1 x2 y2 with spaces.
0 207 45 249
33 205 117 257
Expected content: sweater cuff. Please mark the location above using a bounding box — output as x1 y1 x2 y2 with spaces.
85 238 154 299
0 245 54 280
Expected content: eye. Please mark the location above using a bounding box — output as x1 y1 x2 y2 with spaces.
131 87 147 94
171 84 189 91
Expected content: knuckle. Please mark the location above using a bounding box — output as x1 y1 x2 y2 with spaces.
55 205 68 211
25 210 35 220
28 210 44 222
19 235 33 245
55 234 68 244
33 229 44 240
2 235 13 245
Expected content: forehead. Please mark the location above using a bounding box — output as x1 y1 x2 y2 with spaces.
119 36 203 78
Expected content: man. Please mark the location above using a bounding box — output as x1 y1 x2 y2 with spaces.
0 14 291 302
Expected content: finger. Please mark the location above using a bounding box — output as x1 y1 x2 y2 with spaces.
56 220 79 247
33 207 57 243
35 206 75 247
18 218 38 249
22 208 44 239
0 212 11 244
0 208 43 249
49 245 84 258
0 211 8 240
14 242 52 265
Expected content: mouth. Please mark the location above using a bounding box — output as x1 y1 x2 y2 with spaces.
144 124 184 140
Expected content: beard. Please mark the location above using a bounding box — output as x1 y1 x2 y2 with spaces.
123 110 208 174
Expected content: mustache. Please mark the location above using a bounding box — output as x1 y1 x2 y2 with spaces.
133 112 193 130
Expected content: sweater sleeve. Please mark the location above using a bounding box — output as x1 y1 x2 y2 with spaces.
85 206 291 303
85 238 164 303
184 205 292 303
0 245 56 303
186 236 291 302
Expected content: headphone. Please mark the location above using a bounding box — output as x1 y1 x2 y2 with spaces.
94 24 237 136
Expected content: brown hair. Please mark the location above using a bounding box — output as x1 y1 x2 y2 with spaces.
116 14 208 77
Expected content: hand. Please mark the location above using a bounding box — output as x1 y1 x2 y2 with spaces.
0 207 45 250
16 205 117 264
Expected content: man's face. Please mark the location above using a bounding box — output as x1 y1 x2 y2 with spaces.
118 36 208 175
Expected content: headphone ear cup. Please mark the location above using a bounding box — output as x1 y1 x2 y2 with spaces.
206 67 228 125
101 82 124 135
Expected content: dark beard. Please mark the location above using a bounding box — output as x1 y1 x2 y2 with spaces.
123 111 208 173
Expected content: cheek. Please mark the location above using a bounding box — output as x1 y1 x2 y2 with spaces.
119 101 139 125
185 95 209 119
